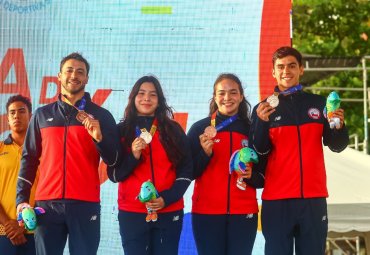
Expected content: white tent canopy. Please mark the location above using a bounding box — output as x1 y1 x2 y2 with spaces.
325 147 370 253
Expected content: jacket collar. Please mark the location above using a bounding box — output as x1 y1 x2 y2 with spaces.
4 134 14 145
58 92 92 107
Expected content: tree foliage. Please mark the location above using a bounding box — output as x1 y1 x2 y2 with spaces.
292 0 370 151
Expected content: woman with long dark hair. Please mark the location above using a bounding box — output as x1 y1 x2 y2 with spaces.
187 73 264 255
108 75 193 255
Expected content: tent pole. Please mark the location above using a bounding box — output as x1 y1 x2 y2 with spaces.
356 236 360 255
363 57 368 154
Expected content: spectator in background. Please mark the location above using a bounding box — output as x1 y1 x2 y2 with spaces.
0 95 37 255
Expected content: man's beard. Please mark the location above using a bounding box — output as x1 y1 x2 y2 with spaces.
62 82 86 95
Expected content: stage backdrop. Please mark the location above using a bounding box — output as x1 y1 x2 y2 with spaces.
0 1 291 254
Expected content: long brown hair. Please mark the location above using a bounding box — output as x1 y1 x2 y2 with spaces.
120 75 184 167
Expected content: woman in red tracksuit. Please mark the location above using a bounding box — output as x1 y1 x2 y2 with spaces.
107 75 193 255
187 73 265 255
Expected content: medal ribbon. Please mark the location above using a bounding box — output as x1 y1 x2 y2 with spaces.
210 111 238 131
148 118 158 136
275 84 303 96
62 95 94 122
62 95 87 111
136 118 158 137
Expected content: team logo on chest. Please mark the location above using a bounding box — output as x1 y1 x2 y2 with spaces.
308 108 320 119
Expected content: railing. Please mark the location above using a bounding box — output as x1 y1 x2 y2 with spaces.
326 236 361 255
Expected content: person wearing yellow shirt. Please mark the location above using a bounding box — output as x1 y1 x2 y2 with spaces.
0 94 37 255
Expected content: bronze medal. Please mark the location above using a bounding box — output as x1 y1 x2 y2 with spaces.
204 126 217 138
140 130 152 144
76 111 89 122
267 93 279 108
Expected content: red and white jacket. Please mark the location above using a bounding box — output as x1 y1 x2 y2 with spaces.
17 93 120 205
188 113 264 214
250 89 349 200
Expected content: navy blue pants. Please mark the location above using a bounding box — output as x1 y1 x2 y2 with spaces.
118 210 183 255
0 234 35 255
262 198 328 255
35 200 100 255
192 213 258 255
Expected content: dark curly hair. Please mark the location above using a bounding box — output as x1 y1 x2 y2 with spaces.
60 52 90 75
6 94 32 113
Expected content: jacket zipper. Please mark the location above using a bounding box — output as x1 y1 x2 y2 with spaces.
291 95 304 198
149 144 155 185
297 126 304 198
227 131 232 214
62 113 70 199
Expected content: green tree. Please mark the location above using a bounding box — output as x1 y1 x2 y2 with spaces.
292 0 370 152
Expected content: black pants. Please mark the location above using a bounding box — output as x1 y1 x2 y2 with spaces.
0 234 35 255
192 213 258 255
35 200 100 255
118 210 183 255
262 198 328 255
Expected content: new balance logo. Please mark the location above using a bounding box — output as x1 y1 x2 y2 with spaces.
46 118 53 122
274 116 281 121
246 214 253 219
90 215 97 221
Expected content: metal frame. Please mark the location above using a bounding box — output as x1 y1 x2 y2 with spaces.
326 236 361 255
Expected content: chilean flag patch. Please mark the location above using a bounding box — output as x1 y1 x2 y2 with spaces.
308 108 321 119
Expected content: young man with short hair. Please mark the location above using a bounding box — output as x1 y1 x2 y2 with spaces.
249 46 349 255
0 95 36 255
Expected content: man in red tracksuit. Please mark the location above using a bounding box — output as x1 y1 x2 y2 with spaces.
249 46 349 255
16 52 120 255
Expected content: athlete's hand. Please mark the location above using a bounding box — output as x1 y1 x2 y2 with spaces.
240 165 252 179
4 219 27 245
199 133 214 157
146 197 165 211
131 137 147 160
256 102 275 122
330 108 345 129
16 202 30 215
82 117 103 142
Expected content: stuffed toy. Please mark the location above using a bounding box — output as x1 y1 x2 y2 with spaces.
17 205 45 231
138 180 159 222
325 91 341 129
229 147 259 190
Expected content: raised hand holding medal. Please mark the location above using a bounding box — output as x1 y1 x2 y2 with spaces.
256 101 276 122
62 95 102 142
201 112 238 156
139 129 152 144
132 118 158 159
204 125 217 138
132 135 148 160
266 92 279 108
